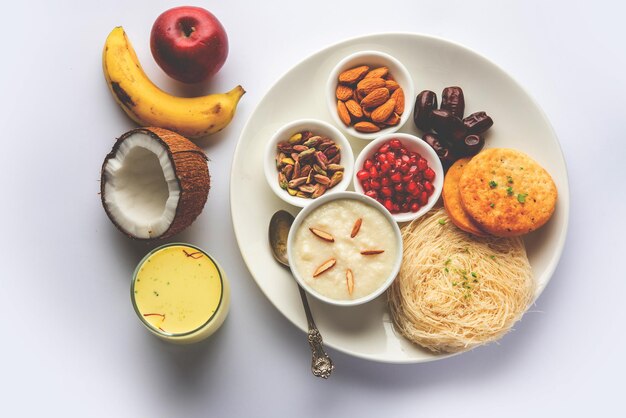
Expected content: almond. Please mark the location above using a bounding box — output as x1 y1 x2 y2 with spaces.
313 258 336 277
360 249 385 255
345 99 364 118
364 67 389 79
371 98 396 123
391 88 405 115
385 79 400 92
338 65 369 85
346 269 355 295
362 107 372 119
360 87 390 109
384 112 401 126
354 121 380 133
350 218 362 238
356 77 386 96
335 84 353 101
309 227 334 242
337 100 351 125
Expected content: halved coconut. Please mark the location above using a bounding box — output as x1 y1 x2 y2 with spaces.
101 127 210 240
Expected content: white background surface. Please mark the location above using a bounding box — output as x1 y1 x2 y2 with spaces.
1 0 624 416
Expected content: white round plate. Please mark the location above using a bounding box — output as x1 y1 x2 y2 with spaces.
230 33 569 363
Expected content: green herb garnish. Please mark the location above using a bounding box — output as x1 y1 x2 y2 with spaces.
507 176 514 184
471 272 477 278
489 180 498 188
490 203 495 208
438 219 446 225
506 186 514 196
517 193 528 203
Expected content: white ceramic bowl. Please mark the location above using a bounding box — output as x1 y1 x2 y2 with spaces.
286 191 403 307
264 119 354 208
353 133 444 223
326 50 415 141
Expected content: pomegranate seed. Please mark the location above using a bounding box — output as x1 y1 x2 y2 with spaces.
356 169 370 181
424 181 434 195
381 162 392 173
407 181 418 193
401 202 409 212
381 186 393 197
417 158 428 171
424 167 435 181
378 144 390 154
419 191 428 205
415 171 424 181
384 199 394 212
408 165 418 174
401 155 410 163
369 166 379 179
399 147 408 155
365 190 378 199
386 152 396 163
409 156 417 165
411 152 421 159
389 139 402 149
402 174 413 183
364 159 374 170
390 172 402 183
394 183 404 193
381 177 390 187
399 163 409 173
410 202 420 212
370 179 381 190
377 154 387 164
393 203 400 212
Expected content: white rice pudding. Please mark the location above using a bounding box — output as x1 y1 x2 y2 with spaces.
292 199 398 301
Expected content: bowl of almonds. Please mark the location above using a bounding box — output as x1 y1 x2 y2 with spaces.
327 50 414 140
264 119 354 207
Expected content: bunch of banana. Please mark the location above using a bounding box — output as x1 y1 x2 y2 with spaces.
102 27 245 139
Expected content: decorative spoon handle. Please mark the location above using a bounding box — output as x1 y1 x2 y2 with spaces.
298 285 334 378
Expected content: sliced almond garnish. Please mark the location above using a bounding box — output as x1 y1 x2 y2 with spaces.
350 218 363 238
360 249 385 255
309 227 334 242
313 258 336 277
346 269 354 295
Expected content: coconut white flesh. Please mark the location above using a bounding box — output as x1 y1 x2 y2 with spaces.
103 132 180 239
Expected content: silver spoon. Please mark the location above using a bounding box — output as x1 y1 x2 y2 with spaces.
268 210 334 379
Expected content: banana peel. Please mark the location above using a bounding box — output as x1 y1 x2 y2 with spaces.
103 26 245 139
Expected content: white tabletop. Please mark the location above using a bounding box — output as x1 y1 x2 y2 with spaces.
2 1 624 416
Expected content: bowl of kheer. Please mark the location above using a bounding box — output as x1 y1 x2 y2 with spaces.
287 191 402 306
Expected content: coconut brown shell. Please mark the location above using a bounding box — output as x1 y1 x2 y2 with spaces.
101 127 210 240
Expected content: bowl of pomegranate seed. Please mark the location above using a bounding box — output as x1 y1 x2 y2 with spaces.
353 133 444 223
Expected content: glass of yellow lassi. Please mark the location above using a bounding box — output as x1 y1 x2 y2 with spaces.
131 243 230 344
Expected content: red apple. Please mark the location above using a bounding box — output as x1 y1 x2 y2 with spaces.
150 6 228 84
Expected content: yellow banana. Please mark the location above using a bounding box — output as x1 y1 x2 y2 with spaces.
103 27 245 139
